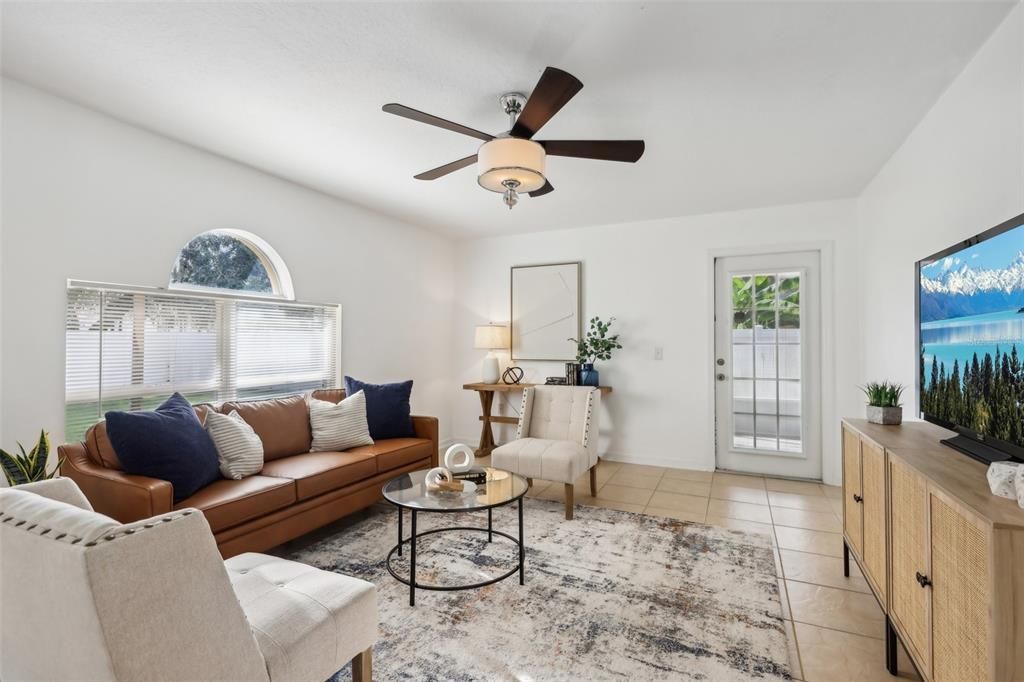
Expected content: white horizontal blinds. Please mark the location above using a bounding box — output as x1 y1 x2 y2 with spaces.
232 301 341 401
64 283 341 443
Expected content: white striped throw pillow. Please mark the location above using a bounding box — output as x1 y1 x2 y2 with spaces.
309 391 375 452
205 410 264 480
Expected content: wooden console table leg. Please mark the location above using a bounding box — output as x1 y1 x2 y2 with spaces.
477 390 496 456
884 616 898 675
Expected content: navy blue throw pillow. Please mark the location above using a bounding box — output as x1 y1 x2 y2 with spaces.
105 393 221 502
343 376 415 440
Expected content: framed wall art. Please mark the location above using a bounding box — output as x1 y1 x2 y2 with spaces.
510 261 581 361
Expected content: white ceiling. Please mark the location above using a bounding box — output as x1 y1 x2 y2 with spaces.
1 1 1016 238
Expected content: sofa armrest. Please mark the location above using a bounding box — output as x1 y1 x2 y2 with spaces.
411 415 439 467
58 442 174 523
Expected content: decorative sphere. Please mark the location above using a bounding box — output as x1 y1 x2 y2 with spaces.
502 366 524 384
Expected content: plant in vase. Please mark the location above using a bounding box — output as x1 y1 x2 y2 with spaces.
861 381 904 425
569 316 622 387
1 430 62 486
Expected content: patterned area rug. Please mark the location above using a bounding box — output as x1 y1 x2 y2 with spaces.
283 499 790 681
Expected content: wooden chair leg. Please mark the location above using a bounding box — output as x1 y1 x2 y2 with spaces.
352 647 372 682
526 477 533 488
564 483 574 520
589 466 598 497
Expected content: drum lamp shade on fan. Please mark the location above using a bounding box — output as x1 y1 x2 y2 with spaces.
474 324 509 384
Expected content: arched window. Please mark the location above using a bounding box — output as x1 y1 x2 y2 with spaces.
169 229 294 299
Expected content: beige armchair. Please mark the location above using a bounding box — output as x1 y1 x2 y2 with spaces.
0 478 377 682
491 386 601 519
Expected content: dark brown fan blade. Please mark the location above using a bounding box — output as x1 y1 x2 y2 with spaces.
414 155 477 181
383 103 494 142
510 67 583 139
539 140 645 162
528 180 554 197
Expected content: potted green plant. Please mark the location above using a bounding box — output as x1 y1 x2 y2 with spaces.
861 382 904 425
569 316 622 387
1 430 62 486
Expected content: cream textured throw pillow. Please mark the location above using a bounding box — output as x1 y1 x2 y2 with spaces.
309 391 375 452
205 410 264 480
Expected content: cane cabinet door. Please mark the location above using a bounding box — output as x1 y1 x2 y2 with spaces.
889 456 930 676
929 492 990 682
842 426 863 557
860 439 887 602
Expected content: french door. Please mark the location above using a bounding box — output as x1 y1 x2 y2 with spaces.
714 251 821 479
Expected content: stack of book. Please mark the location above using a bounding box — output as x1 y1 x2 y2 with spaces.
564 362 580 385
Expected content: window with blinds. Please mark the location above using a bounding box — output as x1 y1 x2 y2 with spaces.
65 282 341 442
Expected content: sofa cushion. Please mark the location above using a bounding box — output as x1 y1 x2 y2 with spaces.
259 451 377 501
310 388 346 404
344 376 415 440
345 438 433 473
174 476 296 532
309 393 374 452
105 393 221 503
85 404 212 470
220 395 311 461
225 553 377 682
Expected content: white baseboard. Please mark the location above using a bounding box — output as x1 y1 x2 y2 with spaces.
600 451 715 472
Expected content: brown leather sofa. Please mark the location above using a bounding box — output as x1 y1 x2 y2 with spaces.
59 389 438 557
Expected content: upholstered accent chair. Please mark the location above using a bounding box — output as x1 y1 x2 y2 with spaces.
491 386 600 520
0 478 377 682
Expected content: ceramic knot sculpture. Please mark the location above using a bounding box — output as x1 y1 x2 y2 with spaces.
443 444 475 473
987 461 1021 500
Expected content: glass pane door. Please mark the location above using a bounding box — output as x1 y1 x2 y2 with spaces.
729 271 802 453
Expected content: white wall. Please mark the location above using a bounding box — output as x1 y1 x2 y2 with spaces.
0 78 455 450
452 200 861 485
857 4 1024 412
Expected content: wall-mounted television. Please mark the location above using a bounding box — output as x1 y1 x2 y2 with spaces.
917 211 1024 464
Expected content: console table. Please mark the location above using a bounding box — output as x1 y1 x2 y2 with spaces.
462 383 612 456
841 418 1024 682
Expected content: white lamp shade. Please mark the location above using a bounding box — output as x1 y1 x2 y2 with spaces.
474 324 510 350
477 138 546 193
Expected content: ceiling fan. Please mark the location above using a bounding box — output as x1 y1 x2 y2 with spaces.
383 67 645 209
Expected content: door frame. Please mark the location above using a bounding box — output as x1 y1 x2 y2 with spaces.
706 241 837 481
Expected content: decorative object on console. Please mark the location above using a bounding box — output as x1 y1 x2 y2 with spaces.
308 391 375 452
205 410 264 480
474 324 510 384
569 316 623 388
501 366 524 384
564 362 579 385
105 392 221 502
860 381 904 424
1 430 60 486
511 262 581 361
343 376 415 440
382 67 644 210
987 461 1021 500
1017 465 1024 509
443 443 476 473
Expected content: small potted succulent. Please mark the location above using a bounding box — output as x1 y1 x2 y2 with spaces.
861 382 904 425
569 316 622 387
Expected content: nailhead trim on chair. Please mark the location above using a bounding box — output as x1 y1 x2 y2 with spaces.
0 507 195 546
582 390 596 448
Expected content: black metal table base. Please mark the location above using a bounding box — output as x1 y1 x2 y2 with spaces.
388 499 525 606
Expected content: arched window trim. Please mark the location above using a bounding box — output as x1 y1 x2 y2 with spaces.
168 228 295 300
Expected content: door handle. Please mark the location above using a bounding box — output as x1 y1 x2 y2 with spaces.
915 571 932 588
853 494 863 503
716 373 727 381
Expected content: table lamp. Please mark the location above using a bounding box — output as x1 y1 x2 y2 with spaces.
474 323 510 383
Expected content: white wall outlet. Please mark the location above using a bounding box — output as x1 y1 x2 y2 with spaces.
654 346 664 361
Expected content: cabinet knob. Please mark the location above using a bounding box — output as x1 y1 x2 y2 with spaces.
915 571 932 588
853 494 863 503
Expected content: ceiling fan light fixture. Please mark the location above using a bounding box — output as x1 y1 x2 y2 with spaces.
477 138 546 195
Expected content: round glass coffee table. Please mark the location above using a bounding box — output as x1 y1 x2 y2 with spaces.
382 467 529 606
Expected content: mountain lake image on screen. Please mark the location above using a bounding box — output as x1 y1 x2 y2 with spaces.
919 218 1024 449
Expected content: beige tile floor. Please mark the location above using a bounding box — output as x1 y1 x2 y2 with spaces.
478 457 922 682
